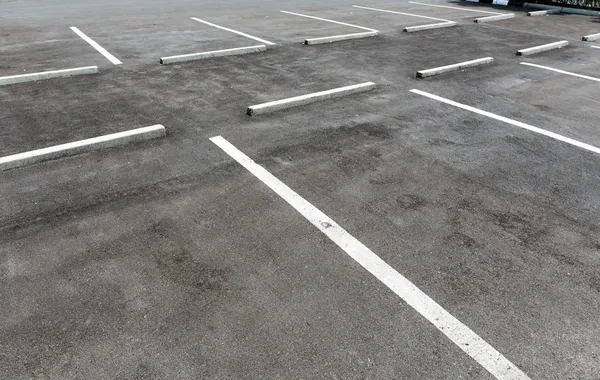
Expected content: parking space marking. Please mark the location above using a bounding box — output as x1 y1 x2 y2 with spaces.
280 10 378 32
408 1 514 22
70 27 122 65
353 5 453 23
408 1 503 15
520 62 600 82
191 17 276 46
0 66 98 86
411 89 600 156
0 125 165 171
210 135 531 380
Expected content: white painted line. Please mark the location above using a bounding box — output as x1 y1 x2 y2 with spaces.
0 66 98 86
70 27 122 65
417 57 494 78
403 21 457 32
160 45 266 64
353 5 452 22
210 135 531 380
411 89 600 156
408 1 502 14
582 33 600 42
305 31 378 45
0 125 166 171
191 17 276 46
281 10 377 32
353 4 457 32
474 13 515 23
520 62 600 82
517 40 569 56
247 82 375 116
591 45 600 49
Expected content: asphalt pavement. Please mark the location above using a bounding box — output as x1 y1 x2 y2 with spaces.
1 0 600 379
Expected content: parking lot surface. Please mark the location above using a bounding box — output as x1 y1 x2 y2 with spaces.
1 0 600 379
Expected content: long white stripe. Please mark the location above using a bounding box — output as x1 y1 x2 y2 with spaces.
411 89 600 155
353 5 453 22
191 17 276 46
70 27 122 65
520 62 600 82
281 10 377 32
210 135 531 380
408 1 502 14
592 46 600 49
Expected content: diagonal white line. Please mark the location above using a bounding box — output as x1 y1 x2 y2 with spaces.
70 27 122 65
210 135 531 380
408 1 503 15
521 62 600 82
191 17 276 46
281 10 378 32
411 89 600 155
353 4 453 22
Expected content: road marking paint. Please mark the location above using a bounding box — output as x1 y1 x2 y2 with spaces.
70 27 122 65
411 89 600 156
281 10 378 32
592 46 600 49
0 125 165 171
520 62 600 82
408 1 502 14
160 45 267 64
191 17 276 46
210 135 531 380
0 66 98 86
353 5 453 22
247 82 376 116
